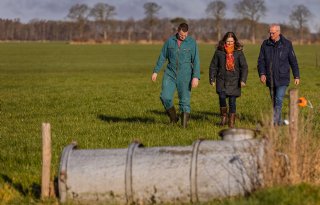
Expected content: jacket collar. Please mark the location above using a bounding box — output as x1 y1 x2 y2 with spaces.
173 33 191 42
266 34 285 46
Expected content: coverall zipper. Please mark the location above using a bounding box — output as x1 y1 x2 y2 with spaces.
176 41 180 79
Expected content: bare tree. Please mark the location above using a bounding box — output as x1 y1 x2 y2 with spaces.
124 18 135 42
143 2 161 42
67 3 90 39
90 3 116 41
289 4 312 45
206 0 226 41
1 10 320 42
234 0 266 43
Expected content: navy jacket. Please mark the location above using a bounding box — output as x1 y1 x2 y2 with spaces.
257 34 300 87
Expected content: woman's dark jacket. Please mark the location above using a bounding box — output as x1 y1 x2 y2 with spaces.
257 34 300 87
209 48 248 97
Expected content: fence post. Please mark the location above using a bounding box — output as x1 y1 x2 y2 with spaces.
289 89 299 183
41 123 51 199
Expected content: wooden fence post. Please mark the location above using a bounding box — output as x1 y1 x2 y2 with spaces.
41 123 51 199
289 89 299 183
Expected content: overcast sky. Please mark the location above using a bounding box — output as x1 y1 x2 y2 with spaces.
0 0 319 32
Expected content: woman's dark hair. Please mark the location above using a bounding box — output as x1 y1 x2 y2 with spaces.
217 32 243 50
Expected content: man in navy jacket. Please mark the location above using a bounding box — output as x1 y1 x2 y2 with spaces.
258 24 300 125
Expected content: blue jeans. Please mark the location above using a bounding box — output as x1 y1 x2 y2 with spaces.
269 86 287 125
219 92 236 113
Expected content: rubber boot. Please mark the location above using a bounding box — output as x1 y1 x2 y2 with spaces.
228 113 236 128
219 107 228 126
181 112 190 128
166 107 178 123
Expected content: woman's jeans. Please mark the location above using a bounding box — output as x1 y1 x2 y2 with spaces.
219 92 236 113
269 86 287 125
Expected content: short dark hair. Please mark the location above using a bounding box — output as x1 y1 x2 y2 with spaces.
178 23 188 32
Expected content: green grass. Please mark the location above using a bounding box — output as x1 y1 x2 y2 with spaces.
0 42 320 204
204 183 320 205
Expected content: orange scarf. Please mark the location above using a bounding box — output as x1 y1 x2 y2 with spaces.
224 44 235 71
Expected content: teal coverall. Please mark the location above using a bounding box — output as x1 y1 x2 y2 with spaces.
153 35 200 113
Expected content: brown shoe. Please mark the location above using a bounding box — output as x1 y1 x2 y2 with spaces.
219 107 228 126
228 113 236 128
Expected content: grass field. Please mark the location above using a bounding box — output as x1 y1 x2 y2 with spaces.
0 42 320 204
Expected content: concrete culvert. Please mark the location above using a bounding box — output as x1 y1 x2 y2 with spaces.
58 128 264 204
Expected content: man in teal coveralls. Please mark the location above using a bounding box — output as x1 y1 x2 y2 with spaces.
151 23 200 128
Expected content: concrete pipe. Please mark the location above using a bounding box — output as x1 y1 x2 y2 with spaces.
58 128 264 204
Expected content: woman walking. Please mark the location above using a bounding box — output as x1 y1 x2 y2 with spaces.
209 32 248 128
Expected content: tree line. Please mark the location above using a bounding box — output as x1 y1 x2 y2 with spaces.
0 0 318 44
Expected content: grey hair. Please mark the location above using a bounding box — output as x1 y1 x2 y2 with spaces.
269 23 281 32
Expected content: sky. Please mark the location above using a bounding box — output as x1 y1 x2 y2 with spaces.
0 0 319 33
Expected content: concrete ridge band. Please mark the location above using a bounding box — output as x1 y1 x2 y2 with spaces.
58 142 77 203
190 139 204 203
125 141 142 204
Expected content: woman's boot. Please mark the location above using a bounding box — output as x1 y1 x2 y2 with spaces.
219 107 228 126
228 113 236 128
